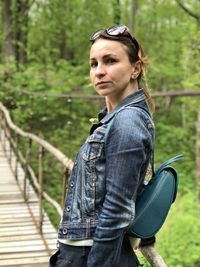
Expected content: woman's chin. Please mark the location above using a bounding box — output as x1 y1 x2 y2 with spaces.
96 88 113 97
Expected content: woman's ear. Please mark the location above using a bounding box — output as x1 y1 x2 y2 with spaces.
131 61 141 80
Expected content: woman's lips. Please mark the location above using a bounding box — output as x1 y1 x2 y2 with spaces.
95 81 111 87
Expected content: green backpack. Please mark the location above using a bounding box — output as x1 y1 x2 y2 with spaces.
128 155 183 239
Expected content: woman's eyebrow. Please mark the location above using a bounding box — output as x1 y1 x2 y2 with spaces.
90 53 118 61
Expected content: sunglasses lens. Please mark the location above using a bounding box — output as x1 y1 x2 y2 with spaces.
90 29 103 41
107 25 126 36
90 25 139 51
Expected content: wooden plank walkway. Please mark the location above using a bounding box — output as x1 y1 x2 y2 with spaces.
0 141 57 266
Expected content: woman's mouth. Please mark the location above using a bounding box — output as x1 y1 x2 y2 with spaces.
95 81 111 87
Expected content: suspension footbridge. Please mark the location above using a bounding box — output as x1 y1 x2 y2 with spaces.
0 102 73 266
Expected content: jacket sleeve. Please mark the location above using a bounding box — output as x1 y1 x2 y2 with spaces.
87 108 152 267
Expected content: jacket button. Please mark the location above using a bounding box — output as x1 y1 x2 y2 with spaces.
92 179 95 187
66 206 71 212
63 228 68 234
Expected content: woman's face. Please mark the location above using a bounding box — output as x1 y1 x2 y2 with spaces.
89 39 137 102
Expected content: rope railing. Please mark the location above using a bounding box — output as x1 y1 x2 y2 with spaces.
11 88 200 99
0 102 73 232
1 80 200 100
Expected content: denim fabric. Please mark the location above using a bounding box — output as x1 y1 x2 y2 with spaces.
49 243 90 267
50 236 139 267
57 89 154 266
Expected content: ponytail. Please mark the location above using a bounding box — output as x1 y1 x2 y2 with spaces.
137 47 155 113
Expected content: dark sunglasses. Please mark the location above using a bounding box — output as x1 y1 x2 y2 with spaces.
90 25 140 51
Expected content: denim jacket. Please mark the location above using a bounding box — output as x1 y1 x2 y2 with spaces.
58 89 154 266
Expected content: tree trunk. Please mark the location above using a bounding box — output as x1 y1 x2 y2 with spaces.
175 0 200 23
113 0 121 25
2 0 15 62
196 110 200 210
59 31 74 60
130 0 137 33
140 245 168 267
14 0 29 66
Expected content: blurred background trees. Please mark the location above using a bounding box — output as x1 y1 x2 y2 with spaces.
0 1 200 266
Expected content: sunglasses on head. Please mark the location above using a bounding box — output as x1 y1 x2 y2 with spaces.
90 25 140 51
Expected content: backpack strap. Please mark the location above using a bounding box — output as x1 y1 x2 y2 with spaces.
155 154 183 176
153 154 183 203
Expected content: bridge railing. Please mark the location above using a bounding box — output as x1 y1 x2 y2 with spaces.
0 102 73 233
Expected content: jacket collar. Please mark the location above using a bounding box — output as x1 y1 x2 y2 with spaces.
90 89 147 134
100 89 146 124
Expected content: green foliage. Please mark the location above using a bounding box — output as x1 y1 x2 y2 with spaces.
135 0 200 92
154 101 197 194
0 0 200 266
137 255 151 267
157 192 200 267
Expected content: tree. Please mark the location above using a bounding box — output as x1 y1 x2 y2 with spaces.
113 0 121 24
1 0 34 66
2 0 15 62
14 0 30 65
130 0 137 33
175 0 200 23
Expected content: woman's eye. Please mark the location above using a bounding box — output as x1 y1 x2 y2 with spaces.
90 61 97 68
106 58 117 64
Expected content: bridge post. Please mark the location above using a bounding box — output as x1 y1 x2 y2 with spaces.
23 138 32 201
14 133 19 180
0 115 6 151
5 122 12 160
8 128 13 165
38 145 45 233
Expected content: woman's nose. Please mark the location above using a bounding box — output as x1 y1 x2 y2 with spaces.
95 64 106 77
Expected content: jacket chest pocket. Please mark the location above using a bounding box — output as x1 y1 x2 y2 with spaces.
81 129 105 161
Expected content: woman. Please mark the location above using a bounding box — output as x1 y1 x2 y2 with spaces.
50 25 155 267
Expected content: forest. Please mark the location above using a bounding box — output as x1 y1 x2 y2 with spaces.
0 0 200 266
